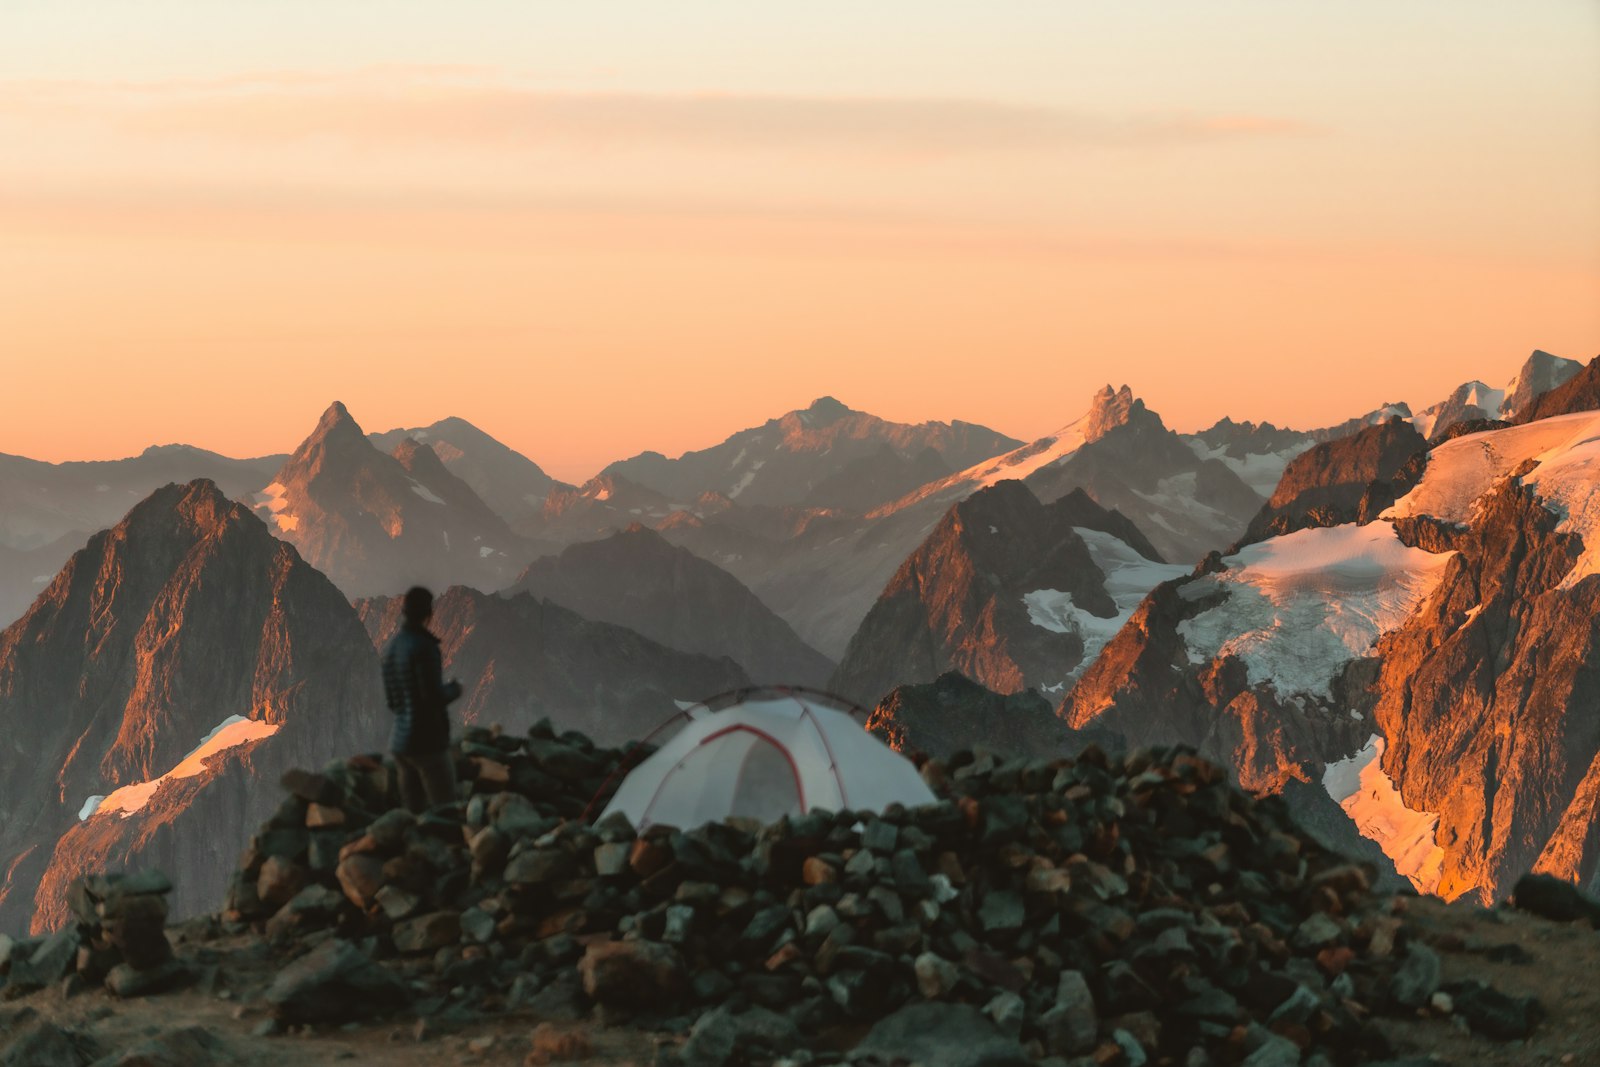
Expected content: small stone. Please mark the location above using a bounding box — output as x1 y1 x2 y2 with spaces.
527 1021 593 1065
1388 944 1442 1009
375 884 421 921
306 803 347 828
504 849 576 886
985 990 1025 1038
335 854 386 910
578 940 684 1009
802 857 838 885
979 890 1024 933
1292 912 1343 951
914 952 959 999
1040 970 1097 1055
393 912 461 954
593 842 631 877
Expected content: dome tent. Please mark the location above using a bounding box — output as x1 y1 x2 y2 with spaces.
598 687 936 831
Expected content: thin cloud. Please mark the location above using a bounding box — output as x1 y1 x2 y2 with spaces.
0 74 1318 157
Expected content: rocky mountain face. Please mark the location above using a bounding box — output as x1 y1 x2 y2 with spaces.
864 671 1074 758
0 446 284 555
1517 355 1600 424
831 481 1184 707
367 416 572 533
600 396 1020 512
357 587 749 746
1065 403 1600 902
254 402 528 598
1503 350 1585 421
506 526 834 687
1238 418 1427 547
0 480 383 934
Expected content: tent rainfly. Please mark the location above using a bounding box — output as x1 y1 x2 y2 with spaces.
598 688 936 831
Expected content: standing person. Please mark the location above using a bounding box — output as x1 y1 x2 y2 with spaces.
382 586 464 812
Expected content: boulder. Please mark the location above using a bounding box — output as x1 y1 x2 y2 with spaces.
263 939 411 1023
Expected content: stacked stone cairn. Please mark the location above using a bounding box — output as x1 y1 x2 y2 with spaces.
5 716 1551 1066
0 871 186 1002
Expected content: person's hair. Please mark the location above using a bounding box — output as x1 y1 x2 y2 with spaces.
402 586 434 625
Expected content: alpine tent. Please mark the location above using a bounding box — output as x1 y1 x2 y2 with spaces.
598 688 936 831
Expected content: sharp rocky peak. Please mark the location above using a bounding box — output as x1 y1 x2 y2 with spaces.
1083 384 1153 443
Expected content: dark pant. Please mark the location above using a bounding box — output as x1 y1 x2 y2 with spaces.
394 750 457 813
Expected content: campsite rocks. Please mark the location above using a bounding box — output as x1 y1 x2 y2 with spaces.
6 719 1557 1065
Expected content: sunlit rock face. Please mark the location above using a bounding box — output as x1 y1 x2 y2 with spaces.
1063 386 1600 903
0 480 383 933
1236 419 1427 548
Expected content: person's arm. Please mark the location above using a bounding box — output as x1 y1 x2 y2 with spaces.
410 640 460 709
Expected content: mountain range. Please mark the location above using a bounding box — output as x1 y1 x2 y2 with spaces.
0 346 1595 933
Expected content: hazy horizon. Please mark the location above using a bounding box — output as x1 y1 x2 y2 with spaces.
3 2 1596 481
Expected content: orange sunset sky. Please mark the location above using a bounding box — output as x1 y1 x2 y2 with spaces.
2 2 1597 482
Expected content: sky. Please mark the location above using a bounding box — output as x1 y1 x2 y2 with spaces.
2 2 1597 482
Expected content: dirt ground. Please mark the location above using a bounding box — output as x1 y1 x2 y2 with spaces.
4 897 1600 1066
1375 896 1600 1067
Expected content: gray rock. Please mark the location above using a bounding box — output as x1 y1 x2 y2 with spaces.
913 952 959 999
978 891 1024 933
1388 944 1441 1009
264 939 411 1023
1240 1034 1301 1067
985 991 1025 1038
0 1021 100 1067
87 1024 224 1066
6 929 79 989
854 1003 1031 1067
392 912 461 954
680 1004 802 1067
105 959 192 999
1039 970 1097 1055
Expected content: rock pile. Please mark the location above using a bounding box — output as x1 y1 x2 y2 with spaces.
4 717 1553 1066
0 870 187 1001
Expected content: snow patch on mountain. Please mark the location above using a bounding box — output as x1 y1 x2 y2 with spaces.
1177 522 1454 700
1186 439 1316 497
1323 735 1444 893
253 482 299 533
410 482 446 505
82 716 281 820
1024 528 1189 674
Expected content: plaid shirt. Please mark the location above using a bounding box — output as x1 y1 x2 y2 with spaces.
381 623 462 754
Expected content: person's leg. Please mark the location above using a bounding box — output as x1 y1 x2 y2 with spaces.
417 749 458 809
394 753 426 813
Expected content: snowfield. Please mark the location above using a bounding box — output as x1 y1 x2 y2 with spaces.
1177 522 1455 700
1386 410 1600 587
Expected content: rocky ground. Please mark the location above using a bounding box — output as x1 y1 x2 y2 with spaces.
3 721 1598 1066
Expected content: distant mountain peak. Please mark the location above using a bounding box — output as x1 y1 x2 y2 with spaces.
807 396 851 419
1084 384 1152 443
391 435 447 478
